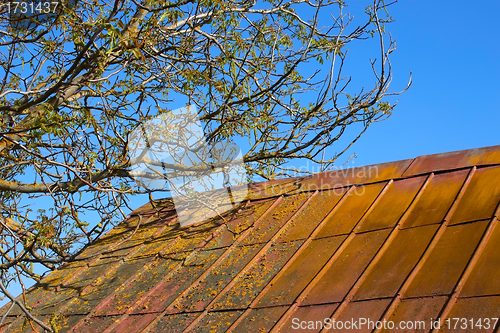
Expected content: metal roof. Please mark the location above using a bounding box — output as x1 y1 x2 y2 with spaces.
2 145 500 332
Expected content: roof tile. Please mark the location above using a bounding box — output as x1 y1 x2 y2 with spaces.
36 256 124 316
3 259 90 317
228 306 288 332
254 235 346 307
166 243 263 314
146 313 198 333
334 298 392 332
107 313 158 333
93 252 189 316
72 315 119 333
440 296 500 332
275 188 347 242
210 240 303 310
278 303 339 333
403 220 488 298
131 248 224 314
355 175 426 233
403 145 500 176
239 193 311 246
448 166 500 225
301 229 391 305
352 224 439 301
459 217 500 297
401 169 469 229
191 310 244 333
202 199 276 250
61 257 154 316
245 158 412 200
380 296 448 333
314 182 387 239
298 159 413 191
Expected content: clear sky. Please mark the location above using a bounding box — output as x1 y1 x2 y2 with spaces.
338 0 500 168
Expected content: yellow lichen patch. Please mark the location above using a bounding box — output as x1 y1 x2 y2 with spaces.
197 310 243 332
271 193 306 220
165 244 262 313
229 200 274 235
238 193 311 246
211 241 302 310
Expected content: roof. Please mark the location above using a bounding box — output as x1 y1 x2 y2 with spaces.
2 145 500 332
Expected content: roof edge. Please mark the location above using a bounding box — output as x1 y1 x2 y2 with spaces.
130 145 500 215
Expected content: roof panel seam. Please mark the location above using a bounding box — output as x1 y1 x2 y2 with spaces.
54 216 184 332
373 169 479 331
267 181 393 332
178 191 322 333
325 172 434 325
429 202 500 332
135 197 283 331
91 207 257 333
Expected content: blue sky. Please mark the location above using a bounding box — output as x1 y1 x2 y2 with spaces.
339 0 500 167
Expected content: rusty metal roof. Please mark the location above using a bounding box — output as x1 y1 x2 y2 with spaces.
2 145 500 332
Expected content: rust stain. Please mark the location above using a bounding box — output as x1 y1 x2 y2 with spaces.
401 169 469 228
355 176 426 232
403 220 488 298
302 229 391 305
380 296 448 333
448 166 500 225
314 182 386 238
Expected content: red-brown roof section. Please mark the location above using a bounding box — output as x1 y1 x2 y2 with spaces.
2 145 500 332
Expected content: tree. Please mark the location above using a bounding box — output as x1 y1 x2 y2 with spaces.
0 0 409 328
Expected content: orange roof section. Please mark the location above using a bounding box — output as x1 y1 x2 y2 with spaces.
2 145 500 332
